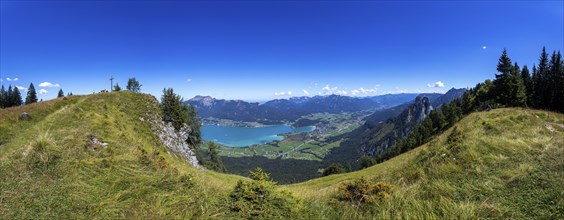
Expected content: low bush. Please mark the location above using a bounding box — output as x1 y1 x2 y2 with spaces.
229 167 302 218
335 177 394 207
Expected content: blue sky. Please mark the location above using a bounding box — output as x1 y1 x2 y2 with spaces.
1 1 563 101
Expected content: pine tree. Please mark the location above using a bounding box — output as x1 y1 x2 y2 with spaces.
12 86 22 106
58 89 64 98
0 85 6 108
535 47 550 109
548 51 563 112
493 49 526 107
160 88 202 150
521 65 533 106
509 62 527 107
494 49 513 106
25 83 38 104
206 142 226 172
114 83 122 91
7 85 13 107
161 88 186 130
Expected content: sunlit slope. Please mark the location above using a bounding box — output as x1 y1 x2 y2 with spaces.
0 92 244 219
286 108 563 219
1 92 562 219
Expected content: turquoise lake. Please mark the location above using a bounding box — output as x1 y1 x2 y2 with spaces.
201 125 315 147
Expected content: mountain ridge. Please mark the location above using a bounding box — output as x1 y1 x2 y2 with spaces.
187 93 447 124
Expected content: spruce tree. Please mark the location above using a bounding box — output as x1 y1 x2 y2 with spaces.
535 47 550 109
7 85 13 107
493 49 526 107
493 49 513 106
26 83 38 104
114 83 122 91
521 65 533 106
12 86 22 106
0 85 6 108
548 51 563 112
58 89 64 98
509 62 527 107
160 88 202 149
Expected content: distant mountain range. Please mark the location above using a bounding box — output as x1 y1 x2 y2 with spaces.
187 93 443 124
324 88 466 165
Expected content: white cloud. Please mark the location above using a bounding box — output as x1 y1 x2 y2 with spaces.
427 81 445 88
39 89 48 95
336 90 348 95
39 82 60 88
303 90 310 96
6 78 12 81
482 46 487 50
186 79 192 82
14 78 18 81
350 87 379 96
274 90 293 97
16 86 27 91
322 85 339 95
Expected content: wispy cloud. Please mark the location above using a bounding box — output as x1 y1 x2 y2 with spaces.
39 89 48 95
16 85 27 91
303 89 310 96
186 79 192 83
275 90 293 97
6 77 18 81
350 87 379 96
427 81 445 88
39 82 60 88
322 85 338 95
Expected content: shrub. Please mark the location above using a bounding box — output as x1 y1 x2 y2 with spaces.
335 177 394 207
323 163 346 176
250 167 271 181
229 167 302 218
360 156 377 169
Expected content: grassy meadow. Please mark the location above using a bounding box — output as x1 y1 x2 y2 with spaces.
1 92 562 219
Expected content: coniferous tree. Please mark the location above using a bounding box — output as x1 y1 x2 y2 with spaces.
6 85 13 107
521 65 533 106
0 85 6 108
531 65 540 107
57 89 64 98
205 142 226 172
160 88 202 148
493 49 513 106
114 83 122 91
509 62 527 107
534 47 550 109
548 51 563 112
25 83 38 104
493 49 526 107
12 86 22 106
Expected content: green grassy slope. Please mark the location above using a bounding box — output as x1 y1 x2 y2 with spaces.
286 108 563 219
0 92 244 219
1 92 562 219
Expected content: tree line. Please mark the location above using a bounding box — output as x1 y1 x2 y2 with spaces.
0 83 66 109
374 47 563 164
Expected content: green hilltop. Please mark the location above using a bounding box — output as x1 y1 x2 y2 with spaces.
1 91 562 219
